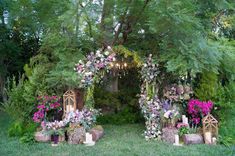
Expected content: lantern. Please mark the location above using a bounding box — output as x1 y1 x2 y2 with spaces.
63 90 76 115
63 89 85 116
202 114 218 138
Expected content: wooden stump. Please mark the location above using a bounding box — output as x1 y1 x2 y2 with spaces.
89 129 104 142
183 134 203 145
34 131 50 142
67 127 86 144
89 125 104 142
162 127 178 144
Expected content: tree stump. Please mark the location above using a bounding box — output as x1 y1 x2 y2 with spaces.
89 129 104 142
183 134 203 145
34 131 50 142
67 127 86 144
162 127 178 144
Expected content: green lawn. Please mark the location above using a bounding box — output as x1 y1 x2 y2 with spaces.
0 113 234 156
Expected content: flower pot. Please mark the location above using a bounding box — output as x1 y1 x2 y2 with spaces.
51 134 59 145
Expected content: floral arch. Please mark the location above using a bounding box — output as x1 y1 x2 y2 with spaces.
75 46 161 140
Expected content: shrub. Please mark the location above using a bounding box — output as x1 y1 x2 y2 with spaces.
8 121 25 137
1 76 35 122
195 71 218 101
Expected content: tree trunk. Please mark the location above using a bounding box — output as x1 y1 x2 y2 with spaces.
100 0 114 47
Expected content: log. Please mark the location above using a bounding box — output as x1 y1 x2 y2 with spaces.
34 131 50 142
67 127 86 144
161 127 178 144
89 129 104 142
183 134 203 145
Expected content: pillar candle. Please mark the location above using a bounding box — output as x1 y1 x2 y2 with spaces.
174 134 179 145
85 133 93 143
66 105 74 112
212 137 217 145
204 132 212 144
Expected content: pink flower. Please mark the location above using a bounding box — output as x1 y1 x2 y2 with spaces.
37 104 45 109
187 99 213 125
177 123 188 129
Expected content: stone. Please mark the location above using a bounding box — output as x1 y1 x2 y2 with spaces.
183 134 203 145
34 131 50 142
162 127 178 144
67 126 86 144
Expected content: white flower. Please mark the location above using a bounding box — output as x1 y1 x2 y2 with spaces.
104 51 109 55
164 110 171 119
107 46 111 50
96 50 101 54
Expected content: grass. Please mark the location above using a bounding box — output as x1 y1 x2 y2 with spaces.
0 112 234 156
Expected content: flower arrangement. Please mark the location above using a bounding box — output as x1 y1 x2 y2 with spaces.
75 48 116 88
187 99 213 125
33 96 62 123
162 100 180 119
63 108 100 130
162 100 180 127
44 120 66 136
164 84 193 102
177 123 189 136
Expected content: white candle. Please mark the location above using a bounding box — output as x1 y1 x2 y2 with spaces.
184 117 189 125
85 133 93 143
204 132 212 144
66 105 74 112
212 137 217 145
182 115 188 125
174 134 179 145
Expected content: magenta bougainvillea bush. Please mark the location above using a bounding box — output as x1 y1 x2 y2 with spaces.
33 96 62 124
187 99 213 125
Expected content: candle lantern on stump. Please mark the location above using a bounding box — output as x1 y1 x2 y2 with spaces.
202 113 218 144
63 89 84 116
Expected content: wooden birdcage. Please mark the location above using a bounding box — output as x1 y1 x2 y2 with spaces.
63 89 85 116
202 113 218 137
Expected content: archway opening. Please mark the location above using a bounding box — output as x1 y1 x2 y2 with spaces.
93 53 143 125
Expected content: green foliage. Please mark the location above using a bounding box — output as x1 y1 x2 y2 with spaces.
8 121 25 137
85 85 95 108
19 132 36 144
23 64 32 78
195 71 218 101
45 128 64 136
178 126 189 137
8 120 37 138
97 106 143 125
149 0 221 74
1 76 35 122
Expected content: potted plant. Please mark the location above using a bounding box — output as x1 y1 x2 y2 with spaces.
177 123 189 137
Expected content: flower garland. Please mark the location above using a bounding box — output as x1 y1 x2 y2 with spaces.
139 54 162 140
75 47 116 88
